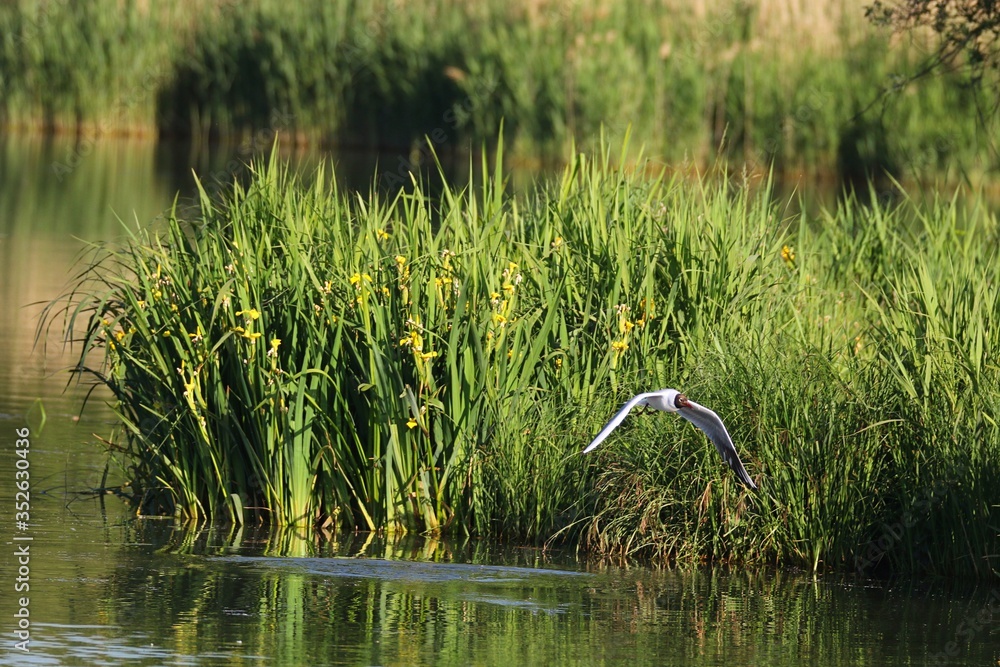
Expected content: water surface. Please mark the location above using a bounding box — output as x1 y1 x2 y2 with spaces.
2 504 999 666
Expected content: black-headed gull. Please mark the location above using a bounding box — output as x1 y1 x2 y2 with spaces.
583 388 757 490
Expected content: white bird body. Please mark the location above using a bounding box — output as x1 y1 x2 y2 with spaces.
583 388 757 490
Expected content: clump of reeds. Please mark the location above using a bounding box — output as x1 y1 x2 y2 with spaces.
1 0 996 176
579 185 1000 576
52 142 999 575
55 143 614 530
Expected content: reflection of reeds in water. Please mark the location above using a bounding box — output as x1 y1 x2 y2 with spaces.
88 531 999 666
0 135 170 237
0 136 175 422
0 232 119 490
0 226 106 421
4 501 990 666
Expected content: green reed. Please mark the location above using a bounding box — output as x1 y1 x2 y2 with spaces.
2 0 996 176
51 142 998 574
0 0 170 133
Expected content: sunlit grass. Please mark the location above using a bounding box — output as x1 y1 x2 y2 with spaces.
1 0 996 175
49 142 999 575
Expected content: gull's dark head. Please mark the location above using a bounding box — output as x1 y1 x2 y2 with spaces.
674 393 691 409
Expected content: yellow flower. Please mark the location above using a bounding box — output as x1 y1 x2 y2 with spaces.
395 255 407 266
243 331 262 340
492 313 507 326
554 357 563 369
781 245 796 263
349 273 362 286
502 282 515 293
236 308 261 320
440 249 455 271
406 417 418 429
162 330 171 338
270 338 281 351
136 300 146 309
551 236 563 249
376 228 390 241
420 350 438 360
611 340 628 352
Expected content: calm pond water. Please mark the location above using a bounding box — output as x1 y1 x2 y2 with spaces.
1 135 998 666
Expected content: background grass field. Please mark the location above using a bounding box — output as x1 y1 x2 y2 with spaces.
1 0 996 179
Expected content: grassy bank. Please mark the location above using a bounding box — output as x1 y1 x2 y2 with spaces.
50 142 999 576
1 0 997 177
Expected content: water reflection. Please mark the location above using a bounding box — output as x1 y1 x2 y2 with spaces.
3 509 997 667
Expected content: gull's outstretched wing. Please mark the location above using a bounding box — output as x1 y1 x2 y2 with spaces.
582 392 658 453
678 400 757 490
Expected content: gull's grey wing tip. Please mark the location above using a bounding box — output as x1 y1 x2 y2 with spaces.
717 439 758 490
712 435 757 489
679 399 758 490
730 457 757 490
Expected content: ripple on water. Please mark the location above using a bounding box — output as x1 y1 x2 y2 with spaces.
212 554 590 583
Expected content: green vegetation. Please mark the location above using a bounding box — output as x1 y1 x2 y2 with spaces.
50 142 999 577
1 0 997 176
